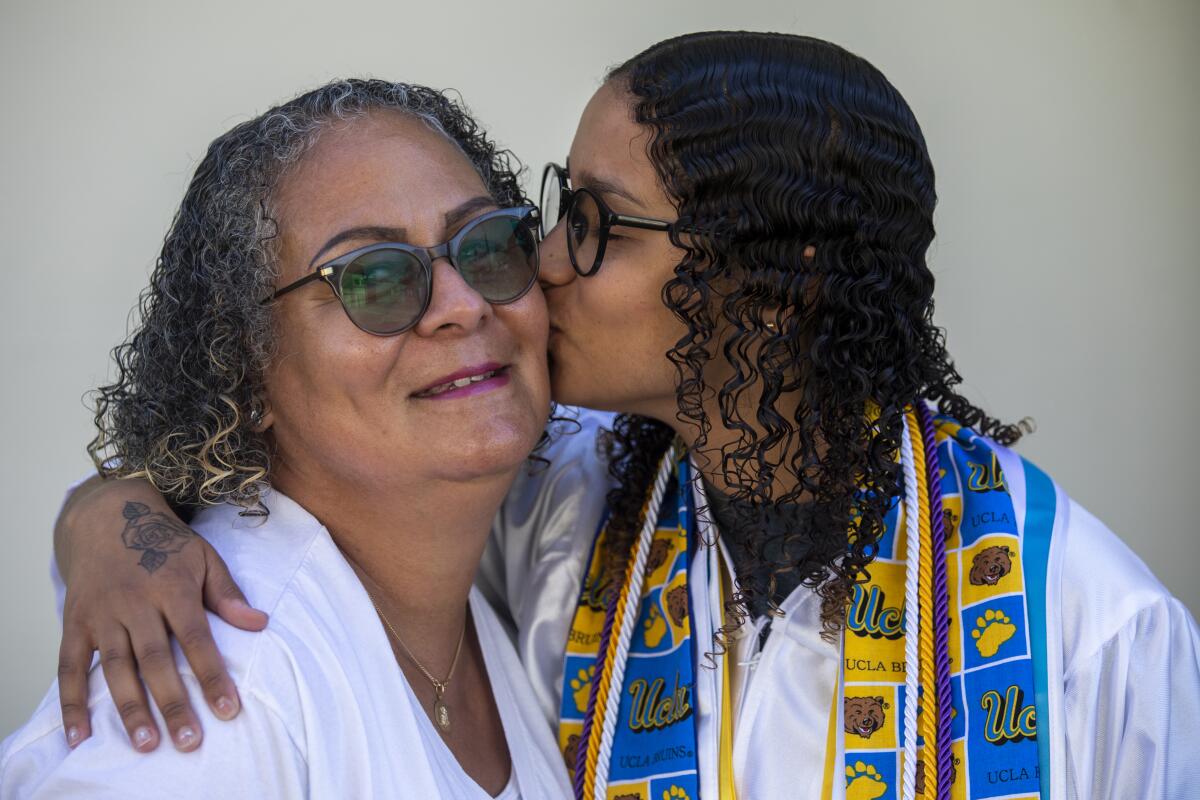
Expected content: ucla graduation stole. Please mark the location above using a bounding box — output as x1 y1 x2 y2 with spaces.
559 447 699 800
833 408 1053 800
560 407 1055 800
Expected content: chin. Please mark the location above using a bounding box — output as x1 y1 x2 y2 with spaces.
549 347 674 418
434 413 545 481
550 368 647 417
548 359 599 409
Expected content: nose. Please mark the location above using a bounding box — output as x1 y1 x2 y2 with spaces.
412 256 490 337
537 217 577 291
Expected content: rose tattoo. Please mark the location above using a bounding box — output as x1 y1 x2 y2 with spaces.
121 501 194 573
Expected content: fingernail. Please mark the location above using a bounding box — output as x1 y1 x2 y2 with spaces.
66 726 84 748
174 725 198 749
214 696 237 719
133 726 155 751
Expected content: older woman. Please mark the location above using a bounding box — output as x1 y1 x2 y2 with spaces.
27 32 1200 800
0 79 571 798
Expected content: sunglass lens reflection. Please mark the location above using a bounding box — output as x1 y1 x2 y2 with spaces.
458 216 538 303
340 249 428 334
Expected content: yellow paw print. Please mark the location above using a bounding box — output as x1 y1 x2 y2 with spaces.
845 761 887 800
643 604 668 648
570 665 595 712
971 609 1016 657
662 785 690 800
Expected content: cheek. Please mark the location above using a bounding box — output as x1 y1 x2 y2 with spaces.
576 276 672 370
587 242 682 336
551 244 686 412
513 285 550 347
263 308 398 437
504 290 551 406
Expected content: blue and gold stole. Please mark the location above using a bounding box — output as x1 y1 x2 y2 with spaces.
559 409 1057 800
559 454 699 800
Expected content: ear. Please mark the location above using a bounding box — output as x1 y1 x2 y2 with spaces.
760 305 783 333
250 401 274 433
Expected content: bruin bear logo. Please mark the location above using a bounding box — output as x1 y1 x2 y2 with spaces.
914 755 960 794
666 585 689 627
844 696 889 739
562 734 580 774
645 538 675 575
969 545 1013 586
942 508 959 541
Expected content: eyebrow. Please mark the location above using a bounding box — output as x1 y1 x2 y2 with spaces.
575 170 646 212
307 195 497 267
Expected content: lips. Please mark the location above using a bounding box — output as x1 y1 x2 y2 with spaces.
413 363 506 398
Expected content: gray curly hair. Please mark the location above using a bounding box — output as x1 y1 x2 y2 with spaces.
88 78 527 510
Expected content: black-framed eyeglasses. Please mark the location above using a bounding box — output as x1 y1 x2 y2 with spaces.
263 205 541 336
540 162 682 277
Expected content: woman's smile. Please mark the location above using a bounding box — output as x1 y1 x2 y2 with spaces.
411 362 511 400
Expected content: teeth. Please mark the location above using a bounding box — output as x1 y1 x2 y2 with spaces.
420 370 498 397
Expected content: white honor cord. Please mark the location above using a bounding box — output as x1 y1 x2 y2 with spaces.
593 443 680 799
899 415 921 800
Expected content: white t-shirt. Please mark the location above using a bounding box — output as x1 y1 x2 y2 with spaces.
0 489 572 800
478 409 1200 800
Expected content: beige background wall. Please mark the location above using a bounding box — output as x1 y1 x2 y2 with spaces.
2 0 1196 738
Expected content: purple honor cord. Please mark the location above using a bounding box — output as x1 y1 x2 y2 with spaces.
918 402 954 800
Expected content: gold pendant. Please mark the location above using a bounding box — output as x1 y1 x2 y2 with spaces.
434 699 451 732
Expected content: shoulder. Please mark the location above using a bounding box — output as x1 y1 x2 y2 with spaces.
188 489 327 619
1000 439 1190 671
956 427 1193 675
162 489 335 693
477 408 614 649
497 407 615 547
1 492 367 796
184 490 370 726
539 406 613 472
0 668 306 799
1047 496 1200 799
514 407 615 495
1054 496 1193 674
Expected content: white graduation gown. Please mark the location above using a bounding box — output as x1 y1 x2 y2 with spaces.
1 489 572 800
477 409 1200 800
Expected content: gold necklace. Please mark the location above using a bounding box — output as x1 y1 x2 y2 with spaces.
366 593 467 733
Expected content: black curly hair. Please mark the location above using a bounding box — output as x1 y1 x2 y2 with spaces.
599 32 1028 642
88 78 531 510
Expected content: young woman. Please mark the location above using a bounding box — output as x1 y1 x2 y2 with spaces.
32 33 1200 800
0 79 572 798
